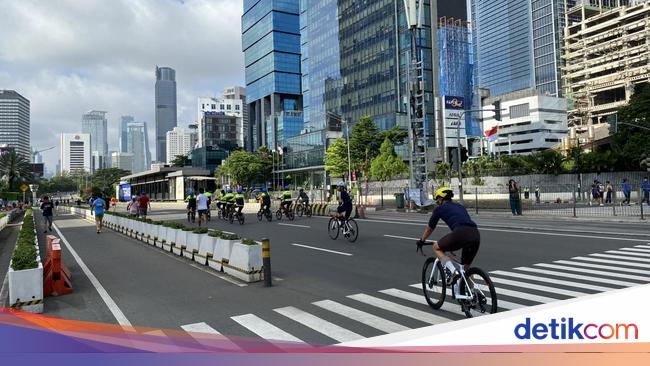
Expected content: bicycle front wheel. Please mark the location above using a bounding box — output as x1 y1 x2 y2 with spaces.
287 210 295 221
238 214 245 225
276 210 282 220
327 217 339 240
422 257 446 309
296 205 304 217
306 206 312 218
462 267 498 318
257 211 263 221
229 213 234 224
345 219 359 243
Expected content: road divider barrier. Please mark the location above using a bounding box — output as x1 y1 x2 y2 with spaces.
63 207 264 283
8 209 44 313
43 235 73 297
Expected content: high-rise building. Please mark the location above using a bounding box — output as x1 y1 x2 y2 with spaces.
470 0 565 97
0 90 30 158
165 127 193 164
60 133 91 174
188 123 199 149
119 116 134 153
563 0 650 127
81 110 108 171
200 113 239 151
197 97 245 148
155 66 177 163
242 0 303 151
126 122 152 173
111 152 134 172
223 86 249 148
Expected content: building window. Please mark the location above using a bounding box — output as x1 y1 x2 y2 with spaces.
227 105 232 110
220 104 225 110
509 103 530 119
211 104 216 110
235 105 240 111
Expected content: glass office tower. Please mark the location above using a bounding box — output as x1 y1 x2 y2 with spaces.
242 0 303 151
471 0 564 97
155 66 177 163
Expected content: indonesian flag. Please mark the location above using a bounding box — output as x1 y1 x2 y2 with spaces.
485 126 498 142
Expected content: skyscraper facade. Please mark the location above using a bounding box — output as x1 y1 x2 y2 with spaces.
0 90 30 158
127 122 152 173
60 133 91 174
155 66 177 163
470 0 564 97
120 115 134 153
242 0 303 151
223 86 249 149
165 127 193 164
81 110 108 171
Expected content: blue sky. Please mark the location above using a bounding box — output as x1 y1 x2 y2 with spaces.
0 0 245 172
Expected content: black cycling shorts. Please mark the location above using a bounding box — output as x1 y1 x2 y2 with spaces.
438 225 480 265
337 203 353 219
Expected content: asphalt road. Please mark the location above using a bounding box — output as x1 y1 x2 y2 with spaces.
24 206 650 347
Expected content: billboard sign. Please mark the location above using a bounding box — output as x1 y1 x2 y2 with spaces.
442 96 466 148
118 183 132 202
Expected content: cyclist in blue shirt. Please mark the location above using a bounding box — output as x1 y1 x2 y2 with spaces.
417 187 480 279
92 193 108 234
335 181 353 221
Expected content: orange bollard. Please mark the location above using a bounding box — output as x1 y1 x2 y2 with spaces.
44 237 73 297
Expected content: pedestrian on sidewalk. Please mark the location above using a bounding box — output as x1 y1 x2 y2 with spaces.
40 195 55 233
535 185 540 204
642 177 650 205
622 178 631 205
126 197 139 218
110 195 117 210
605 181 613 204
508 179 522 216
138 191 151 219
92 193 107 234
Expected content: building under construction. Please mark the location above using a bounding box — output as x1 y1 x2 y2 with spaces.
563 0 650 127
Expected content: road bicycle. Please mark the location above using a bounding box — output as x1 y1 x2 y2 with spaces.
186 207 196 223
420 247 497 318
276 205 295 221
228 207 245 225
295 201 312 218
257 206 273 222
327 216 358 243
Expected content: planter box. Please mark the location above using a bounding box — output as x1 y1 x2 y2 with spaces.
224 242 263 283
173 230 191 256
214 238 238 265
0 215 8 232
183 232 203 260
150 225 163 246
8 262 44 313
161 227 178 252
195 235 217 266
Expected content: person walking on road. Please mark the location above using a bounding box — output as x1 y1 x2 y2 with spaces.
605 181 613 204
508 179 522 216
534 185 540 204
126 196 139 217
40 195 55 233
622 178 632 205
196 188 209 226
110 196 117 210
92 193 107 234
138 191 151 219
642 177 650 205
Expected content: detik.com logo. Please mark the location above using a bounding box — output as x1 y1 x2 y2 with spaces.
514 318 638 340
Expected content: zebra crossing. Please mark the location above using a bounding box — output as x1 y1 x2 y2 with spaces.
147 244 650 347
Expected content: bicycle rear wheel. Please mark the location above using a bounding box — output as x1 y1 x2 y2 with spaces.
265 210 273 222
276 210 282 220
461 267 497 318
287 210 295 221
344 219 358 243
228 212 234 224
306 206 312 218
296 205 304 217
327 217 339 240
422 257 446 309
238 213 245 225
257 210 263 221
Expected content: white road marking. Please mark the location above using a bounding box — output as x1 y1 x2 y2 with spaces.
291 243 353 256
491 270 617 292
606 250 650 258
381 287 523 312
53 223 132 327
347 294 450 325
489 277 589 297
278 223 311 228
274 306 364 343
619 247 650 253
313 299 410 334
384 234 417 241
408 283 558 304
588 253 650 263
180 322 241 351
556 259 650 275
571 256 650 269
231 314 304 344
516 266 641 287
635 245 650 249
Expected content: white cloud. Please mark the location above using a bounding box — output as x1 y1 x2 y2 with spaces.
0 0 245 170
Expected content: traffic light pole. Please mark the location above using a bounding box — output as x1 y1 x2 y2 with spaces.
455 109 495 204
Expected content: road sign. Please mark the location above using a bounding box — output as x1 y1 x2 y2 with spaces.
20 184 29 192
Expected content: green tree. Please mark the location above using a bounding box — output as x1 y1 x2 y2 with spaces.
0 151 33 190
370 138 407 185
434 162 451 186
324 138 349 179
615 84 650 170
219 150 262 186
529 150 565 175
256 146 275 184
170 154 191 167
91 168 130 198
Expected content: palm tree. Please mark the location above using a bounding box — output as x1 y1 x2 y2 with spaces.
0 151 33 190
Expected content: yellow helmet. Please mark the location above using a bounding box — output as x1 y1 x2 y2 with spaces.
434 187 454 201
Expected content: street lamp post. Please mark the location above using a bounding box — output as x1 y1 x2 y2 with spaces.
29 184 38 207
343 119 352 189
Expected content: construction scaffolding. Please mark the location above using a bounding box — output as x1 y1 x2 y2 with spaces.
563 0 650 127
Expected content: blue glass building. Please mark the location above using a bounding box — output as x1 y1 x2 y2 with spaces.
242 0 303 151
471 0 564 97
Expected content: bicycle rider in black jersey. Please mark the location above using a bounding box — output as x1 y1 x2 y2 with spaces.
416 187 480 280
335 181 353 221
